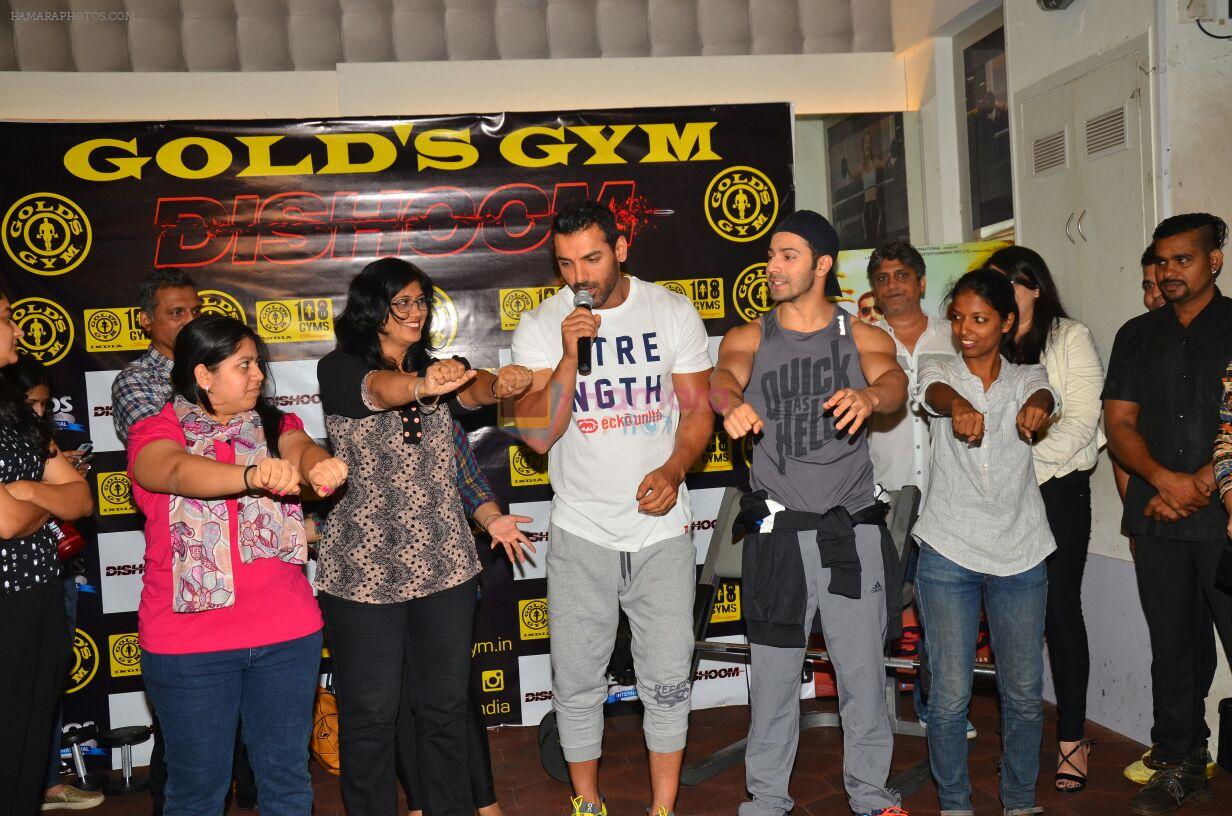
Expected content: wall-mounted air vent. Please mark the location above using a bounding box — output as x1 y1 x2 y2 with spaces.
1032 129 1068 175
1085 106 1127 158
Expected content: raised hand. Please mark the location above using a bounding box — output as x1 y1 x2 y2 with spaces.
560 307 601 363
249 457 301 496
420 358 477 397
951 397 985 444
722 402 764 440
1016 393 1052 442
824 388 876 435
306 457 348 498
494 364 534 399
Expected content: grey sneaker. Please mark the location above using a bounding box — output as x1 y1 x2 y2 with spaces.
41 786 104 811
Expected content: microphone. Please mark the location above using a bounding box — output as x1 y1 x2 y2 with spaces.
573 289 594 376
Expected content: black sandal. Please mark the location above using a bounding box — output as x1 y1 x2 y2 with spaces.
1055 738 1096 793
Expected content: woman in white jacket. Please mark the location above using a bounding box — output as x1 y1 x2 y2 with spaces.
987 246 1105 794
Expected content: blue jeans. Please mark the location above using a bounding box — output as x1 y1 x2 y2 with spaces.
915 546 1046 813
142 630 322 816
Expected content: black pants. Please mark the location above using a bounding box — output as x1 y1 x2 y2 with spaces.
1135 535 1232 762
1040 469 1093 742
1 582 68 816
397 691 497 811
320 580 477 816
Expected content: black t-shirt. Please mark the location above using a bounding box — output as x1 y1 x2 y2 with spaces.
1102 290 1232 540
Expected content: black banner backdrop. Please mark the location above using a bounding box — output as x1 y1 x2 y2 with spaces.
0 103 793 756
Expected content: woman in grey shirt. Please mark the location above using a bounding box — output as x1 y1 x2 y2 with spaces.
911 270 1057 816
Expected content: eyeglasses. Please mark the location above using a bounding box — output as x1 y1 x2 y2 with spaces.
390 296 434 318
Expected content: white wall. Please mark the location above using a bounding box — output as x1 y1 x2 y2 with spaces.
901 36 966 244
794 116 831 216
0 53 907 120
1163 9 1232 219
1003 0 1156 94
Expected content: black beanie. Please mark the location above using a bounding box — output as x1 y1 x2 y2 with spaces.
771 210 842 299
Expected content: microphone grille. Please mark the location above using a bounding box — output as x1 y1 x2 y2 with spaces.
573 290 595 308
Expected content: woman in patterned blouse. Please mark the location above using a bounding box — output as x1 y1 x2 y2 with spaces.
316 257 533 816
0 288 92 815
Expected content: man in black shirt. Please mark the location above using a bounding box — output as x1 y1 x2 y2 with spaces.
1104 212 1231 815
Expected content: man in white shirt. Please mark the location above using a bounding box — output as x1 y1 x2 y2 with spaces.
866 241 957 499
506 200 714 816
863 241 973 740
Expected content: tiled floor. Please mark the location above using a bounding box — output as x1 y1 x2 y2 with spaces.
84 688 1232 815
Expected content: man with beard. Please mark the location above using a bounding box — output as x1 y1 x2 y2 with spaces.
507 200 714 816
1104 213 1232 815
710 210 908 816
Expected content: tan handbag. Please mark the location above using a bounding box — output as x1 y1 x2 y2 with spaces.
309 681 341 776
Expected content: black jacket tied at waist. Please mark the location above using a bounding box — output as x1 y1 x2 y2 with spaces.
734 490 904 648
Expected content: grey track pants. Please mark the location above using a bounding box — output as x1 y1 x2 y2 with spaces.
547 524 696 763
740 525 899 816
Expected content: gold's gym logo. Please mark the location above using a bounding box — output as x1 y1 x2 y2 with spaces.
656 277 726 320
2 193 92 276
256 298 334 344
519 598 550 640
199 290 247 323
499 286 558 331
508 444 549 486
430 289 459 350
260 302 292 334
109 633 142 678
97 471 136 516
12 298 73 365
733 263 772 322
705 166 778 243
67 628 99 693
85 307 148 352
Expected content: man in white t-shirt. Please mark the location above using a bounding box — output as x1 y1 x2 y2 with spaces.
507 200 714 816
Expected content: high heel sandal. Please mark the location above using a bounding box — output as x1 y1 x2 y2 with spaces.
1055 738 1096 793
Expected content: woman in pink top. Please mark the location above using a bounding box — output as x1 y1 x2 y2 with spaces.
128 315 347 816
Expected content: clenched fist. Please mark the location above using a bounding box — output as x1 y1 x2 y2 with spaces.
722 402 764 440
951 397 984 444
494 365 533 399
248 457 302 496
306 457 348 498
420 358 477 397
560 307 601 363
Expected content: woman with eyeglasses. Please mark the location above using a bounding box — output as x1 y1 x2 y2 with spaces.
315 257 533 816
987 245 1105 794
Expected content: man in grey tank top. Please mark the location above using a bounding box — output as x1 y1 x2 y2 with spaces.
710 211 909 816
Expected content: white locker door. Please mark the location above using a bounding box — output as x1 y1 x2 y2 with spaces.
1072 50 1154 367
1015 80 1083 316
